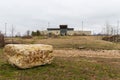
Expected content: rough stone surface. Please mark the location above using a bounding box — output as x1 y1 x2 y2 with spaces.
4 44 54 69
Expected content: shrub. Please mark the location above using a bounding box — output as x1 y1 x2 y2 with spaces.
0 34 5 47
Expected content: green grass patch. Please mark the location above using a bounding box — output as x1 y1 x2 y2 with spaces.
0 48 2 53
0 56 120 80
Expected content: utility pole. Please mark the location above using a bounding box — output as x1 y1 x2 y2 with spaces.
82 21 83 32
11 25 15 43
48 22 50 28
117 20 119 35
11 25 13 38
81 21 84 35
5 23 7 37
106 21 109 36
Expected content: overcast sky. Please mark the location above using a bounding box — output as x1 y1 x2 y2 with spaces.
0 0 120 35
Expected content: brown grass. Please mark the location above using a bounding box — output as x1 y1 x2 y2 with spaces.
2 36 120 80
5 36 120 50
1 37 120 80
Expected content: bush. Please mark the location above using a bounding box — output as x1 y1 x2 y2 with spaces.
22 36 32 39
102 35 120 42
0 34 5 47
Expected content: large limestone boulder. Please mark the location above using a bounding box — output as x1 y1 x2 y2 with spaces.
4 44 54 69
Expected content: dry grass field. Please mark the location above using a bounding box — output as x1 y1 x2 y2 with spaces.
5 36 120 50
0 36 120 80
54 49 120 58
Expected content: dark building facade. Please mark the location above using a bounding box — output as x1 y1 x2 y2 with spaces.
60 25 67 36
47 25 74 36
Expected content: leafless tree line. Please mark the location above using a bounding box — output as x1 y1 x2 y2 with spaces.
101 21 119 36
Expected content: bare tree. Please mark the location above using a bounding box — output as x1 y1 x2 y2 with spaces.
0 32 5 47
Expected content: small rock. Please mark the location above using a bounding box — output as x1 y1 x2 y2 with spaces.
78 46 85 49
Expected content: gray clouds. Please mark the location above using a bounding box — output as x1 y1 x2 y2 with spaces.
0 0 120 35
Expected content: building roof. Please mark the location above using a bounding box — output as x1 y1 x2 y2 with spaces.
67 28 74 30
47 28 60 30
47 28 74 30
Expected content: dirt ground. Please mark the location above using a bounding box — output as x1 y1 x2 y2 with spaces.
53 49 120 58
